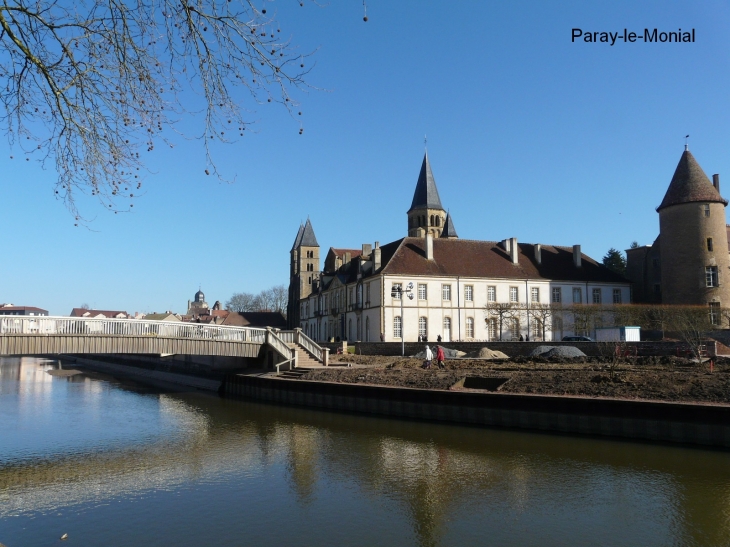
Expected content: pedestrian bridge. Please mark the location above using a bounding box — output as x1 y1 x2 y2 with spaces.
0 316 326 367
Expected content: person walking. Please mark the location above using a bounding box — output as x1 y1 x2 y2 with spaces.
436 345 445 369
423 345 433 369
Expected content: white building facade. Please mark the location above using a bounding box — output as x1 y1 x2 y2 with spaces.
291 153 631 343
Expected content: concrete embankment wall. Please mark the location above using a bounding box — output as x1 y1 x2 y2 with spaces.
224 375 730 448
68 356 223 392
324 340 718 358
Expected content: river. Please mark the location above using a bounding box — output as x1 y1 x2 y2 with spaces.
1 357 729 547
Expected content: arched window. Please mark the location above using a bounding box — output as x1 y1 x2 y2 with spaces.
487 318 497 341
510 318 520 340
443 317 451 342
466 317 474 338
430 215 434 226
394 316 402 338
419 316 427 339
436 216 441 227
348 319 352 341
365 317 370 342
357 317 361 341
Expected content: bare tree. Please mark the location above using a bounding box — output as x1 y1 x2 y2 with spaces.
668 305 712 362
527 303 554 341
270 284 287 315
225 292 256 312
0 0 315 220
484 302 518 341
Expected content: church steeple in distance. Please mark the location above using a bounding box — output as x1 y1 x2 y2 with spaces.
407 152 446 237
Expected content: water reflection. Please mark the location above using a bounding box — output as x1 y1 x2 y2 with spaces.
1 358 729 547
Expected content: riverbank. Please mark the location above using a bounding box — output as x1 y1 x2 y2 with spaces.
305 354 730 405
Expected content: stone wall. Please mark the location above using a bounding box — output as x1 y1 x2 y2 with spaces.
224 375 730 448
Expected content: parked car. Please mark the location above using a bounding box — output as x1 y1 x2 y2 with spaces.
562 335 593 342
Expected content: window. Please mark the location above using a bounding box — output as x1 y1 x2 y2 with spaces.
418 316 427 339
592 288 601 304
510 317 520 340
366 283 371 304
393 316 402 338
552 287 562 303
365 317 370 342
613 289 622 304
706 266 719 288
709 302 720 326
442 284 452 301
466 317 474 338
652 258 659 269
509 286 519 303
572 288 582 304
348 319 352 341
708 238 714 252
443 317 451 340
487 286 496 302
418 283 427 300
465 285 473 302
553 316 563 337
534 318 543 341
531 287 539 302
704 204 711 217
392 283 402 299
487 318 497 340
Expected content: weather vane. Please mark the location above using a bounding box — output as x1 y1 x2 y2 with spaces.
685 134 690 150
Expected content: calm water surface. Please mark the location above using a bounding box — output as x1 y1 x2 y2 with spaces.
1 357 729 547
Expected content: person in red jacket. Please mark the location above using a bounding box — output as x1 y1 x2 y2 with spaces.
436 346 445 369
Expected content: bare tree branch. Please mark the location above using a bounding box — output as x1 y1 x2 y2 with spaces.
0 0 316 222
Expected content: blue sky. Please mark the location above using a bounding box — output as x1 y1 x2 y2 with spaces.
3 0 730 315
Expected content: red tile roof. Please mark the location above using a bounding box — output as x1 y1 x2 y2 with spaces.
379 237 627 283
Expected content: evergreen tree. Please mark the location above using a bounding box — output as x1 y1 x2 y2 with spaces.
602 248 627 276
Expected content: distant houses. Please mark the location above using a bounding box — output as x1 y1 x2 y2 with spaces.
0 304 48 316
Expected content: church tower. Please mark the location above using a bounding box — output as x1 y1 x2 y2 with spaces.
657 147 730 307
287 219 320 328
407 153 447 237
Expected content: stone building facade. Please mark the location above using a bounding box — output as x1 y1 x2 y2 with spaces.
289 153 631 342
626 147 730 321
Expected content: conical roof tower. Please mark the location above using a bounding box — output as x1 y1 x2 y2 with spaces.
658 147 730 306
407 152 446 237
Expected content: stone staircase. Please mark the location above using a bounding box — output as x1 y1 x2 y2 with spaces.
288 343 323 368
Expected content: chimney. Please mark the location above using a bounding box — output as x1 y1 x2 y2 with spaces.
425 232 434 260
534 244 542 265
510 237 518 264
344 251 351 264
500 238 510 253
362 243 372 258
573 245 582 268
373 246 381 270
713 174 720 193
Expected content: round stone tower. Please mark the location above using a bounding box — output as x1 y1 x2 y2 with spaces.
657 147 730 306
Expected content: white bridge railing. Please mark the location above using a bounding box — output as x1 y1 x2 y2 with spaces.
0 316 268 342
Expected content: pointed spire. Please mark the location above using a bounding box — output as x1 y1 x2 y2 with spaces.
300 218 319 247
291 223 304 250
440 212 458 238
657 149 727 212
408 152 444 212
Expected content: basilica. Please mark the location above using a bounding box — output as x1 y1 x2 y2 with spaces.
288 153 631 342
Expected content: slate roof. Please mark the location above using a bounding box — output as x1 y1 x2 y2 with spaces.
300 218 319 247
440 212 458 238
379 237 628 283
408 153 444 212
291 224 304 250
657 150 728 211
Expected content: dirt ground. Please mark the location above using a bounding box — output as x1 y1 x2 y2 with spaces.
295 354 730 404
